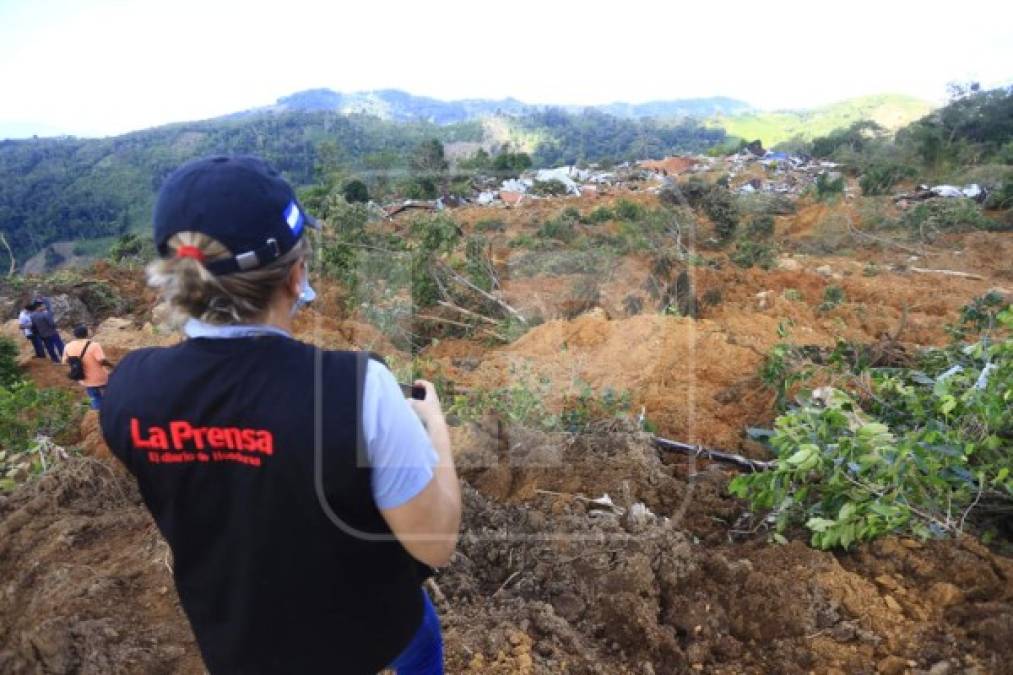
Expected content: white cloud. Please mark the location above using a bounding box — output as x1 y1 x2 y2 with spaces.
1 0 1010 137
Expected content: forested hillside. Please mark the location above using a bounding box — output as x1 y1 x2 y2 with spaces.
0 107 727 261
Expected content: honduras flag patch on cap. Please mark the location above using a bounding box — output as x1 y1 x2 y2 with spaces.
283 201 304 237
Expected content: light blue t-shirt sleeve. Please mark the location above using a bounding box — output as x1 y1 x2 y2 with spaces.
362 360 439 509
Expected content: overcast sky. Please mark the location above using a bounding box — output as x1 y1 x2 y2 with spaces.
1 0 1011 138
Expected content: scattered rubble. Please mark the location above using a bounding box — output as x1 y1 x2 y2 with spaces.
894 183 986 207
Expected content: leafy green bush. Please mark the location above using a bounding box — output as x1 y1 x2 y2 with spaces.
810 120 885 158
732 299 1013 549
474 218 506 232
0 379 80 490
985 181 1013 211
448 369 638 434
899 199 1003 238
731 240 776 269
860 163 918 196
404 177 439 200
819 285 846 311
531 179 569 196
537 215 577 243
702 186 739 240
747 214 775 238
614 198 645 221
815 172 845 200
560 206 582 222
584 206 615 224
341 179 370 203
0 338 20 388
108 233 146 262
491 151 532 178
408 214 462 307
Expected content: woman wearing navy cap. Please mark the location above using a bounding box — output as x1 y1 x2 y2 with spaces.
100 155 460 675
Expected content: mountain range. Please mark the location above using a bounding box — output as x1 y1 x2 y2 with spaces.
261 88 753 125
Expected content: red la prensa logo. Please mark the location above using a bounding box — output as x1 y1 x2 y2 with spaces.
131 418 274 467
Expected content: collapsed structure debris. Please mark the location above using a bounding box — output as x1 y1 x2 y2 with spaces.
894 183 986 205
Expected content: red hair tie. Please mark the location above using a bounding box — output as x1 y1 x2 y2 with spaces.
176 245 206 262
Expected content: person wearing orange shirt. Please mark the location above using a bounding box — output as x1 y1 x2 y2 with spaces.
62 325 115 410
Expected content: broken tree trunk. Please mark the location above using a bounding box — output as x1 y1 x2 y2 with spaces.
652 436 774 472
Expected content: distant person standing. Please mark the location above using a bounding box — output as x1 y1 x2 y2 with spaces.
18 304 46 358
63 326 114 409
30 298 64 362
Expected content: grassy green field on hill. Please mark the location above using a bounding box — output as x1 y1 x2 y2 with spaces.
712 94 934 147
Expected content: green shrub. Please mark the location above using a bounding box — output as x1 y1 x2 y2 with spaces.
985 181 1013 211
614 198 645 221
0 380 79 490
747 214 775 238
508 234 537 249
560 206 582 222
899 199 1003 238
341 179 370 204
474 218 506 232
537 215 577 243
408 214 462 307
815 172 845 200
108 233 145 262
491 151 532 178
731 240 776 269
819 285 846 311
531 179 568 196
702 186 739 240
448 370 637 434
731 301 1013 549
0 338 20 388
584 206 615 224
859 163 917 196
404 177 438 200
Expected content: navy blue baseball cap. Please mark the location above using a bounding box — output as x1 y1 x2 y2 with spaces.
153 155 317 275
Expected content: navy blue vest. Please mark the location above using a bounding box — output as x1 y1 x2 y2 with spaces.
100 337 428 674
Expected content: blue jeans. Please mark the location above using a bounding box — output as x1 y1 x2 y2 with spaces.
85 387 104 410
42 334 64 363
388 589 443 674
27 333 45 358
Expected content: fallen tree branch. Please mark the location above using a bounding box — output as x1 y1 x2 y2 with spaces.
415 314 507 342
437 261 527 325
652 436 774 472
908 266 984 280
437 300 499 325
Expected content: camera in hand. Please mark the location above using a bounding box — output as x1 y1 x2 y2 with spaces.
399 383 427 401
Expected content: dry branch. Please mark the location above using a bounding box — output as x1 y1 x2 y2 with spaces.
908 267 984 280
437 262 527 325
437 300 499 325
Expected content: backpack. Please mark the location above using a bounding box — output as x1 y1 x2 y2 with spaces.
67 341 91 381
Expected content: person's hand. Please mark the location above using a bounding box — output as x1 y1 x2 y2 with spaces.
407 379 444 428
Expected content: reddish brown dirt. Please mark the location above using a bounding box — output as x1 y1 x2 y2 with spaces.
4 436 1010 674
0 460 203 675
639 157 699 175
2 195 1012 673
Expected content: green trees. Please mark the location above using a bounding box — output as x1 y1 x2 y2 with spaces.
341 179 369 204
405 139 448 199
898 84 1013 165
809 120 885 158
491 151 532 177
